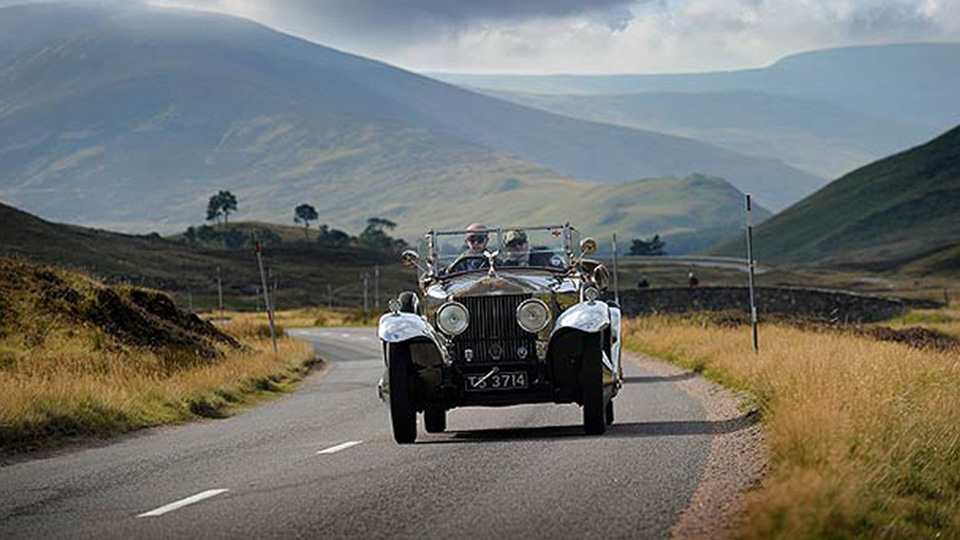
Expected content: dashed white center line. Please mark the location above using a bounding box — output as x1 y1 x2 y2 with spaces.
137 489 229 518
316 440 363 455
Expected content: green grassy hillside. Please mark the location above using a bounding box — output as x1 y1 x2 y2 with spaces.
0 3 821 236
712 125 960 273
0 202 415 309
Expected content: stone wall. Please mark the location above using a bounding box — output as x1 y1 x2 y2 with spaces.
615 286 913 323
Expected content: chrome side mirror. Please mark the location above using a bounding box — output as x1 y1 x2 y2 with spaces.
400 249 419 268
400 250 429 274
579 237 597 255
573 237 598 267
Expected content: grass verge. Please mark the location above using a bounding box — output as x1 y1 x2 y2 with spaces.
0 257 316 453
623 314 960 539
210 307 381 328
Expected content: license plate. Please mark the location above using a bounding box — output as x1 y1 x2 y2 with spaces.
465 371 528 391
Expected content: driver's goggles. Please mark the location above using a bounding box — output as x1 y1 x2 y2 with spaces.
467 235 488 244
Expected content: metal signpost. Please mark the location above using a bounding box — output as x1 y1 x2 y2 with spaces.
374 265 380 310
216 266 224 317
362 272 369 312
612 233 621 305
745 194 759 353
255 241 278 354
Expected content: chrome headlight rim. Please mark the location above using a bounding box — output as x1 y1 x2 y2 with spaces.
516 298 551 333
436 301 470 336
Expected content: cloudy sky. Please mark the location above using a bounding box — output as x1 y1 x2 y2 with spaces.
10 0 960 73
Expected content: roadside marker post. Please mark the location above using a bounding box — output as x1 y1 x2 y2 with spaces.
611 233 621 305
216 266 224 317
255 241 279 354
374 265 381 311
745 194 759 353
361 272 369 312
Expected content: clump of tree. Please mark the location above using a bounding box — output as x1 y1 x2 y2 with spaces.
315 217 407 252
206 190 238 227
629 235 666 256
293 204 319 239
358 217 407 251
183 225 281 250
316 225 352 247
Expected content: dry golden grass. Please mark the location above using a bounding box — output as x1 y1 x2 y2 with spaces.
0 299 314 451
213 307 380 329
885 307 960 340
624 316 960 539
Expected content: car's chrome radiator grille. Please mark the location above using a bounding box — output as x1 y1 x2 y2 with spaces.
453 294 537 364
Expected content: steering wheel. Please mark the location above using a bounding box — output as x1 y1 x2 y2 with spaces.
445 255 489 274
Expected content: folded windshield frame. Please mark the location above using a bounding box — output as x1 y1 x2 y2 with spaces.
417 224 578 279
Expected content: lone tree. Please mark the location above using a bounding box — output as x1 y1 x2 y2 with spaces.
206 190 238 227
206 196 222 226
629 235 666 256
294 204 319 239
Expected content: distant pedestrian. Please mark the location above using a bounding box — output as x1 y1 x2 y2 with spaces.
688 272 699 288
638 276 650 289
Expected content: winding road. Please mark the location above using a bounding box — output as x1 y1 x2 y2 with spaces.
0 328 735 539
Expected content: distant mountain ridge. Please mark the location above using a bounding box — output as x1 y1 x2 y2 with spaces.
471 88 936 178
0 3 819 237
430 43 959 179
430 43 960 129
711 124 960 272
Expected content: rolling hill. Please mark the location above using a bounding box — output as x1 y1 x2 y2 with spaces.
711 125 960 273
431 43 960 130
471 89 936 178
0 201 413 308
0 2 821 236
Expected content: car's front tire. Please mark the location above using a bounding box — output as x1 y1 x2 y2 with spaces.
605 399 615 425
582 332 606 435
424 407 446 433
387 342 417 444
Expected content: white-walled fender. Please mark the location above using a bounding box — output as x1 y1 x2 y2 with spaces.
378 313 439 344
609 305 622 382
551 301 610 337
377 313 446 402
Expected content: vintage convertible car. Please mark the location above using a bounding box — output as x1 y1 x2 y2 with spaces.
377 225 622 443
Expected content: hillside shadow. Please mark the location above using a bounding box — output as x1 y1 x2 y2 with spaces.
418 410 758 445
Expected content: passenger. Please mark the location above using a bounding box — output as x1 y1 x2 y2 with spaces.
447 223 490 273
502 229 530 266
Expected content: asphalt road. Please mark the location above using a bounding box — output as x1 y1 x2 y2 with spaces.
0 328 716 540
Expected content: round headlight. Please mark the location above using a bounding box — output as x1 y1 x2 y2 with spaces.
516 298 551 333
437 301 469 335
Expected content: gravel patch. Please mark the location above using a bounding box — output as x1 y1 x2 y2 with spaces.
625 351 766 540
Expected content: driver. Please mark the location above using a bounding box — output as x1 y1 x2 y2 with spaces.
446 223 491 273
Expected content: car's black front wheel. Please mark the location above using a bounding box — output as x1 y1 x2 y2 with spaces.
605 399 615 425
424 406 446 433
387 342 417 444
582 332 606 435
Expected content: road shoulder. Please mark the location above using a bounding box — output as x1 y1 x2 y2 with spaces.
625 351 766 540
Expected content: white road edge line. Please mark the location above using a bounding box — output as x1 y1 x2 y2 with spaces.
317 440 363 455
137 489 230 518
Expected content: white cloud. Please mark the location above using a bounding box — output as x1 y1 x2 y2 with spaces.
13 0 960 72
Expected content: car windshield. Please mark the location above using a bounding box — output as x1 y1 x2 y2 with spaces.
420 225 578 277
